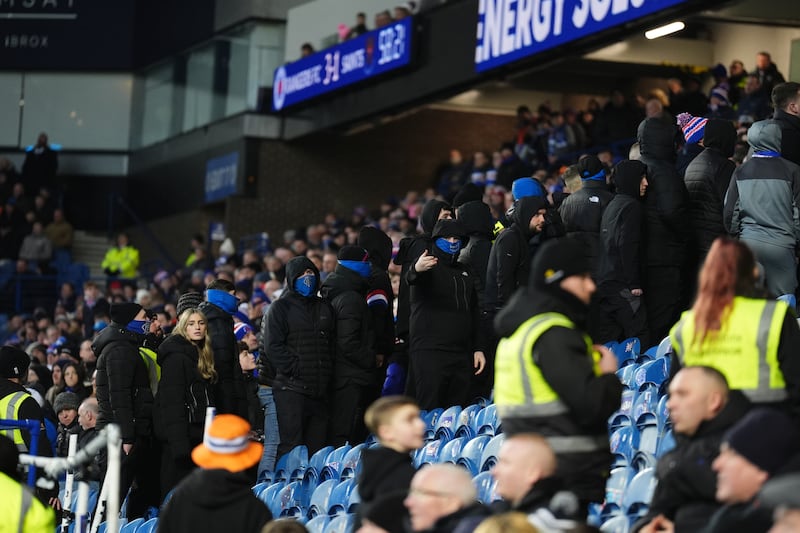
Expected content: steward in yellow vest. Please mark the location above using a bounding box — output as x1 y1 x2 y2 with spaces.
101 232 140 279
0 347 47 454
668 237 800 417
494 238 622 508
0 437 55 533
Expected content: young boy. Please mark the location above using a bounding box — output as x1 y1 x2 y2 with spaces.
53 391 80 458
358 396 425 513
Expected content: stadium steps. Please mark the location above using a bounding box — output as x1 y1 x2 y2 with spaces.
71 230 111 279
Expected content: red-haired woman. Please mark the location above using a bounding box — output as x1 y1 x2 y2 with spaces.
670 237 800 414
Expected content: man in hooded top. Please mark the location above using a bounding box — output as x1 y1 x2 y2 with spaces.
407 219 485 410
593 160 650 346
724 119 800 297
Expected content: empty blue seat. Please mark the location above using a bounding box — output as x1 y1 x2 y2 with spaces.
623 468 657 521
324 513 356 533
616 365 638 391
438 437 468 464
599 515 630 533
339 443 364 480
137 518 158 533
609 425 639 468
320 445 352 481
612 338 640 367
434 406 462 442
303 446 335 488
474 404 498 436
473 471 499 504
120 517 144 533
634 359 669 392
273 481 309 518
328 478 356 516
455 404 482 439
308 479 338 519
414 439 443 469
609 389 637 432
656 429 676 458
97 522 108 533
252 481 272 498
605 466 634 507
259 481 286 509
631 450 657 472
348 484 360 513
306 515 330 533
479 433 504 472
422 408 444 441
274 445 309 482
656 395 670 433
456 435 491 476
655 336 672 359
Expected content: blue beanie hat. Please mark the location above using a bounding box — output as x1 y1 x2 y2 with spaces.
511 177 544 200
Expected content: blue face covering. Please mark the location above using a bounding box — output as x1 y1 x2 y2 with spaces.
435 237 461 255
126 319 151 335
294 273 317 297
338 260 372 278
206 289 238 314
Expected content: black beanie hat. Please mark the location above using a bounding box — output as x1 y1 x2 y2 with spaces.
576 155 605 179
724 408 800 476
452 183 484 209
177 292 204 318
0 346 30 379
109 302 143 325
54 391 81 414
337 245 369 263
530 238 591 288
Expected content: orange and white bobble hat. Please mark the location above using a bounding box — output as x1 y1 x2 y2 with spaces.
191 414 263 472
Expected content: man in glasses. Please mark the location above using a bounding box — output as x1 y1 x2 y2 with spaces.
404 464 490 532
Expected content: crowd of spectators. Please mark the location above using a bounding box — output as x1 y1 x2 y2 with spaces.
2 49 800 533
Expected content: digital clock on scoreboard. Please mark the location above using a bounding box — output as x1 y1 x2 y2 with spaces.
272 17 413 111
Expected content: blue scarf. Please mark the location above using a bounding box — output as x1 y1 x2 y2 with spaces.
581 169 606 182
753 150 781 158
338 260 371 278
435 238 461 255
294 274 317 297
206 289 238 314
126 319 151 335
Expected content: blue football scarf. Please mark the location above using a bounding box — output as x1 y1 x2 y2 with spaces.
126 319 151 335
582 169 606 182
206 289 239 314
294 274 317 297
435 238 461 255
338 260 372 278
753 150 781 158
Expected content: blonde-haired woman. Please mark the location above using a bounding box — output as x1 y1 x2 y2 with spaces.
154 307 217 496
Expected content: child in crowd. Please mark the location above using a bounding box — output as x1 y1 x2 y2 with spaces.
53 391 80 457
358 396 425 517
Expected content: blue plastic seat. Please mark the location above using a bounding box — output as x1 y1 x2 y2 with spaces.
414 439 443 469
656 395 670 432
456 435 491 476
347 483 360 513
474 404 498 436
252 481 272 498
634 359 669 392
600 514 630 533
137 518 158 533
609 425 639 469
623 468 657 521
616 364 638 391
303 446 335 489
604 466 634 508
339 443 364 480
655 336 672 359
328 478 356 516
258 480 286 509
656 429 676 458
613 337 640 367
97 522 108 533
479 433 504 472
434 406 462 442
609 389 637 432
308 479 338 519
473 471 499 504
120 517 144 533
438 437 468 464
324 513 356 533
274 445 309 482
455 404 481 439
422 408 444 441
306 515 330 533
274 481 309 518
320 445 352 481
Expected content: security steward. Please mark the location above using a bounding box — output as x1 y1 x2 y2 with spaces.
494 238 622 510
0 346 47 453
0 435 55 532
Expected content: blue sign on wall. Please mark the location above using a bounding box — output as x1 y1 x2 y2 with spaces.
475 0 689 72
205 152 239 203
272 17 413 111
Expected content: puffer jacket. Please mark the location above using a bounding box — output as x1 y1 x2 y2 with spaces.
724 120 800 249
261 257 335 397
93 324 153 444
558 180 615 276
198 300 245 417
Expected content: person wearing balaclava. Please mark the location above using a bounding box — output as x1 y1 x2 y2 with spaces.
199 278 247 419
407 219 486 410
261 256 334 472
322 246 378 447
93 301 160 519
494 238 622 513
594 160 651 347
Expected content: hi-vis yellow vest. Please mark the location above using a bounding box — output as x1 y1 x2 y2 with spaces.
670 297 788 403
139 347 161 396
495 312 605 453
0 472 55 532
0 391 32 452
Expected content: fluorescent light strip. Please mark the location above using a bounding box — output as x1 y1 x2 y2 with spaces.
644 21 685 40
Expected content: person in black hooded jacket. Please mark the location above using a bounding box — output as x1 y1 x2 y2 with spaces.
93 302 159 518
637 117 690 342
154 307 216 496
322 246 377 447
263 256 334 458
485 195 548 314
594 160 650 346
558 155 615 278
407 219 485 410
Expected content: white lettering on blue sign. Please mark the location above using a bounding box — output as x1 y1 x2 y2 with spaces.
204 152 239 203
475 0 687 72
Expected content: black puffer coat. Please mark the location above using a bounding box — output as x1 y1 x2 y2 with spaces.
262 257 334 398
637 117 690 267
321 264 375 388
684 119 737 259
93 324 153 444
558 180 615 276
198 300 245 417
358 226 395 358
154 333 214 460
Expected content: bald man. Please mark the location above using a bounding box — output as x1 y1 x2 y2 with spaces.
404 464 491 532
634 366 751 533
492 433 582 529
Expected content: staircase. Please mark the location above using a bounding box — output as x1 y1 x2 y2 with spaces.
72 230 111 279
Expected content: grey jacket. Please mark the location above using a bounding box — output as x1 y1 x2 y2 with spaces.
724 120 800 248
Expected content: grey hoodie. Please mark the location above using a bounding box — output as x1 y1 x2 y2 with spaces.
724 120 800 248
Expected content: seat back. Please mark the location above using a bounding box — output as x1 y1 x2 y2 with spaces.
479 433 505 472
119 517 144 533
474 404 498 436
438 436 468 464
622 467 657 516
275 481 308 518
455 404 481 439
328 478 356 517
339 443 365 480
308 479 338 519
320 445 352 481
414 439 443 469
434 405 462 442
324 513 356 533
456 435 491 476
472 471 499 504
306 515 330 533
